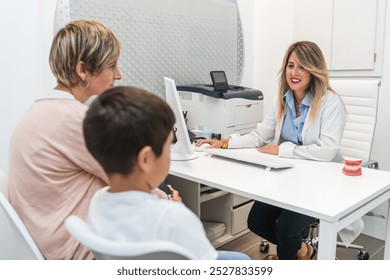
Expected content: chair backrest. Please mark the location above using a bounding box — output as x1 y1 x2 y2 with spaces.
65 215 195 260
331 79 380 246
0 169 8 198
0 192 44 260
331 79 380 162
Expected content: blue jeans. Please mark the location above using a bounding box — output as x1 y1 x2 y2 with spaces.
217 250 251 260
247 201 315 260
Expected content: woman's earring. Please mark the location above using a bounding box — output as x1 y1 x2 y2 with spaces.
80 79 90 89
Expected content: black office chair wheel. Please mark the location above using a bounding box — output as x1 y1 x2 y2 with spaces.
358 250 369 260
259 240 270 253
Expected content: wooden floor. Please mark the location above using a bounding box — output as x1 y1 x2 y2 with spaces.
217 231 385 260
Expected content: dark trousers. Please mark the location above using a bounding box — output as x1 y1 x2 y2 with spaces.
247 201 315 260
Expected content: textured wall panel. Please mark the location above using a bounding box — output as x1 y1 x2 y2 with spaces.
54 0 244 98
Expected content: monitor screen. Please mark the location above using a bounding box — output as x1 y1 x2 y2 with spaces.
164 77 197 161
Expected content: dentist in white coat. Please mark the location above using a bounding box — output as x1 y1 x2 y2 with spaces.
196 41 352 260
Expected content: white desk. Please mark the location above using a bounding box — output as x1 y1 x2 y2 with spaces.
168 149 390 260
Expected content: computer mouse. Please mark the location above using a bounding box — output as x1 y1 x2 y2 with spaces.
194 143 211 152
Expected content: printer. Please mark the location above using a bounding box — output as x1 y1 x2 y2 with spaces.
177 84 263 139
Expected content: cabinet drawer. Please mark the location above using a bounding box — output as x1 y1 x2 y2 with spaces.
231 201 253 235
231 194 252 207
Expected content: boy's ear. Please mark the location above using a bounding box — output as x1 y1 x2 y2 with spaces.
75 61 88 82
137 146 155 173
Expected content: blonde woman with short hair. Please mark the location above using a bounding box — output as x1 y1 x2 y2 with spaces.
8 19 122 259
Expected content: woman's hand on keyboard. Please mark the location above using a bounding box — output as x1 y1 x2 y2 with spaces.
195 138 223 148
258 144 279 155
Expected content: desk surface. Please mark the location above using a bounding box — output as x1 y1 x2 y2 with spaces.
169 149 390 223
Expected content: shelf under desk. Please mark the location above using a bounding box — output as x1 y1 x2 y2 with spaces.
168 151 390 260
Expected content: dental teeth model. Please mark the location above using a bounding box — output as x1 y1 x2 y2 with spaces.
342 157 363 176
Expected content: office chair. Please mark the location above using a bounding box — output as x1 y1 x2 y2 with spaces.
335 79 380 259
305 79 380 260
65 215 196 260
0 170 44 260
259 79 381 260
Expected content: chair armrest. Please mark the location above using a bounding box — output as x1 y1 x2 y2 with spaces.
362 160 379 170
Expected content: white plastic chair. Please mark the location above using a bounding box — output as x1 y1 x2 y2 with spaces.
65 215 196 260
0 170 44 259
0 169 8 198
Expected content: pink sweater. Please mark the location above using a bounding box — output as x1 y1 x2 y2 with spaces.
8 95 108 259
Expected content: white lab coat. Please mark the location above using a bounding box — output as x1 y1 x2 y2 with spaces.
229 91 346 161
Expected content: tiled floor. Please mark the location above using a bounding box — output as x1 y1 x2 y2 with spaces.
218 231 385 260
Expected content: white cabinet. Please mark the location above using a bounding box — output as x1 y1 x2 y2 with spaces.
293 0 333 68
331 0 377 71
166 175 253 247
293 0 386 76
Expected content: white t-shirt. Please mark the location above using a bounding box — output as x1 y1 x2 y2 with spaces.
88 187 218 260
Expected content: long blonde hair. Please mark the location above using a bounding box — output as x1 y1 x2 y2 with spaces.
277 41 335 122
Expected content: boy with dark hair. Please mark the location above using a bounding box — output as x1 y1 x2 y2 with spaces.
83 86 249 260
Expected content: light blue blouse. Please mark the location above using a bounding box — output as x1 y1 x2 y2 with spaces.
281 90 312 145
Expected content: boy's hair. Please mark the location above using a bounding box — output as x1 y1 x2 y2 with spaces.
49 19 121 88
83 86 175 175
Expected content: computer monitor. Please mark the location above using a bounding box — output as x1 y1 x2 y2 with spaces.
164 77 198 161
